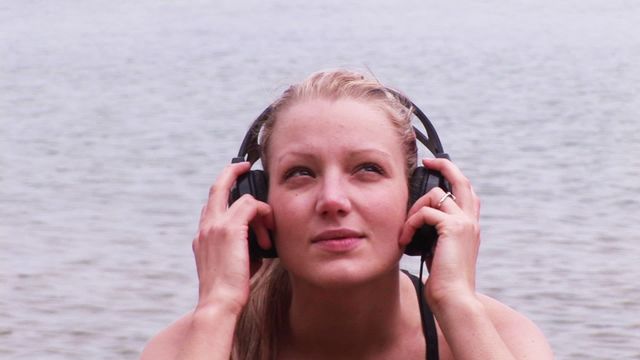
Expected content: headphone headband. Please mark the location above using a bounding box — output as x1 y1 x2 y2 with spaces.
234 106 272 164
385 88 448 158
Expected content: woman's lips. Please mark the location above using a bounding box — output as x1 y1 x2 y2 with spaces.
311 229 363 252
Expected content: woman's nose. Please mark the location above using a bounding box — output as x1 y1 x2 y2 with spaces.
315 173 352 217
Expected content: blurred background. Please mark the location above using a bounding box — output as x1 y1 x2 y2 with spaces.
1 0 639 359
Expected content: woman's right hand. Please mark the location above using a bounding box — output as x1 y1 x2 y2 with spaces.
192 161 273 315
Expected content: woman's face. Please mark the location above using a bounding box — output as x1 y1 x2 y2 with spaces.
266 98 410 287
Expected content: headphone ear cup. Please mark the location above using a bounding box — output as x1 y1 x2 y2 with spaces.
405 166 449 256
228 170 277 259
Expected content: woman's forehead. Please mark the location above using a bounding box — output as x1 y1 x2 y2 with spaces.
266 99 404 161
273 98 395 133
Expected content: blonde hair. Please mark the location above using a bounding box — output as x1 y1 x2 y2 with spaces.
232 260 289 360
231 69 418 359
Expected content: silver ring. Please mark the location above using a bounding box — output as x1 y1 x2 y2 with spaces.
437 192 456 208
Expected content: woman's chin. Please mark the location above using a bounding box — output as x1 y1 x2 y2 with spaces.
287 260 397 290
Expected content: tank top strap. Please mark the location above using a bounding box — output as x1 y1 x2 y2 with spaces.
402 270 439 360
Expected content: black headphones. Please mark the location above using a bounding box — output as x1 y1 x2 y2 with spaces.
228 90 451 260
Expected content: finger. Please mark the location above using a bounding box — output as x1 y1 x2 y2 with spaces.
224 194 273 236
422 158 476 215
198 204 208 229
470 186 481 221
205 162 251 216
399 205 446 247
407 186 463 219
250 203 275 251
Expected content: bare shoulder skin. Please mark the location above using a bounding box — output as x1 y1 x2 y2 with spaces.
432 292 553 360
476 294 553 359
140 313 191 360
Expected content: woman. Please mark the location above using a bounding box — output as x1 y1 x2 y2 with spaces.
142 70 553 359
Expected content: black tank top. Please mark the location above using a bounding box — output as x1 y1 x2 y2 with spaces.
403 270 439 360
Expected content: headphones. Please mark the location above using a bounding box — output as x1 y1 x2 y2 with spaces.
228 90 451 260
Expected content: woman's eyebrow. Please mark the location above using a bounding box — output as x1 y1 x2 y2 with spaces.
347 148 393 160
275 151 315 166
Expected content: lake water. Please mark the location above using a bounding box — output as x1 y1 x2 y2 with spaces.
1 0 639 359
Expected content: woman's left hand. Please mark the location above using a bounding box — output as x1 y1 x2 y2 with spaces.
399 158 481 311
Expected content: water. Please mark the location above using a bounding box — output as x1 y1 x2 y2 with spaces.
1 0 639 359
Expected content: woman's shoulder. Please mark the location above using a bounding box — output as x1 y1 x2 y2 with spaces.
140 312 192 360
475 293 554 357
475 293 541 334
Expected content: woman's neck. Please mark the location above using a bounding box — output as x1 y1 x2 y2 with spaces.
280 269 423 359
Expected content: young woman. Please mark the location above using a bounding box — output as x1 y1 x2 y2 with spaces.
142 70 553 359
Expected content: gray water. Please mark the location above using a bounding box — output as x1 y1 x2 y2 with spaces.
1 0 639 359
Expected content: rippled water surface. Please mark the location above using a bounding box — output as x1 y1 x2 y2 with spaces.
1 1 639 359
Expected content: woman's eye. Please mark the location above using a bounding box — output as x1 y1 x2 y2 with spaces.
357 163 384 175
284 167 314 180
